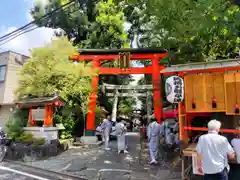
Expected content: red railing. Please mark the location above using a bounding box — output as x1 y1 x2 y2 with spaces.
184 126 237 134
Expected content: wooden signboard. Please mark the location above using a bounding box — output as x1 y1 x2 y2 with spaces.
185 73 225 113
32 108 45 121
225 72 240 115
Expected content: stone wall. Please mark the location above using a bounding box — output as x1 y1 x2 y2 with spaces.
5 140 68 162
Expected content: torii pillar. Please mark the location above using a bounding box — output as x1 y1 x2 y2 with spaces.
152 54 162 124
85 58 100 136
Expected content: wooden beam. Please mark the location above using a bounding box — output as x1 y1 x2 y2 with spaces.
99 66 164 75
71 53 168 61
106 93 149 97
103 84 153 90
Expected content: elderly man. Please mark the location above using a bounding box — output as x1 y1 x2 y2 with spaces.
196 119 235 180
147 118 162 164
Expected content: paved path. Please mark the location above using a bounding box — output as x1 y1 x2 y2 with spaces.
2 132 182 180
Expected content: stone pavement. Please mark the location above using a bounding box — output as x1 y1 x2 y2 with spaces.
22 132 182 180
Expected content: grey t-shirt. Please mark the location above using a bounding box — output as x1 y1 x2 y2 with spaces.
196 132 234 174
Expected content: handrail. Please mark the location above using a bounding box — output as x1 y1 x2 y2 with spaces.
184 126 237 134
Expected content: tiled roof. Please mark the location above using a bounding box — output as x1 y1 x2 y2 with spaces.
160 58 240 73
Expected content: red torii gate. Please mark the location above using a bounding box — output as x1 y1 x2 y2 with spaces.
71 48 168 136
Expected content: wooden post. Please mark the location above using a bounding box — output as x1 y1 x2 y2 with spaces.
27 105 33 127
44 105 53 127
179 102 188 144
86 58 100 136
152 55 162 123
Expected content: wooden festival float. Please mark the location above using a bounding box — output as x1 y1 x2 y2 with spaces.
15 94 65 143
161 59 240 179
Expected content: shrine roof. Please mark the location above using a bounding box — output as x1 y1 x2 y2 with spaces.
160 58 240 74
78 48 167 55
15 95 65 107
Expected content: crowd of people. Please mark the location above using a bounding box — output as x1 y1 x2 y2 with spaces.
146 118 240 180
99 114 128 153
97 112 240 179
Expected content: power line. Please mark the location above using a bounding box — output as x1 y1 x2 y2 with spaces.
0 25 35 42
0 0 76 42
0 3 81 46
0 27 38 47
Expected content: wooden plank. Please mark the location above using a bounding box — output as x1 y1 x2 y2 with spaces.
182 143 238 164
205 73 225 112
185 74 205 112
184 74 194 112
225 72 240 115
183 143 197 157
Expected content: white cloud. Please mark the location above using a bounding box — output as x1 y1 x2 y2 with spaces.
0 26 55 56
0 0 55 56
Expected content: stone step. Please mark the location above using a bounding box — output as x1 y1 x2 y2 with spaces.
73 142 82 146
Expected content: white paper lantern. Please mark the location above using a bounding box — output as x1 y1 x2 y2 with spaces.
165 76 184 104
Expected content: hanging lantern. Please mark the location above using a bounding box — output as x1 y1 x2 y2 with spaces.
192 99 196 109
212 96 217 108
165 76 184 104
55 101 59 106
235 104 240 114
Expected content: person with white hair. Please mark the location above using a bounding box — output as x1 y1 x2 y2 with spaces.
196 119 235 180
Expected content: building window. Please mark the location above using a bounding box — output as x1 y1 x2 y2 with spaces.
0 65 6 82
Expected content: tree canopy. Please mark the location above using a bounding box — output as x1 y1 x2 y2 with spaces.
31 0 133 113
15 37 92 100
29 0 240 115
126 0 240 63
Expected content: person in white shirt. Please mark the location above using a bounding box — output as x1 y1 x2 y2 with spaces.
101 115 112 150
231 127 240 163
115 118 128 154
147 118 162 164
196 119 235 180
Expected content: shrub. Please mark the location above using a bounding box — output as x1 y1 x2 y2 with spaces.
54 114 74 139
15 133 34 143
33 137 45 145
5 108 29 140
5 118 24 140
15 133 45 145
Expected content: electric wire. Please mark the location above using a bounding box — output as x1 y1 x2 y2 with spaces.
0 0 77 46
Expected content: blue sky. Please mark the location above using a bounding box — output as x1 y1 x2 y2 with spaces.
0 0 30 27
0 0 143 88
0 0 54 55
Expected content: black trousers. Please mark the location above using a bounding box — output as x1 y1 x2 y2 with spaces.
204 168 228 180
228 164 240 180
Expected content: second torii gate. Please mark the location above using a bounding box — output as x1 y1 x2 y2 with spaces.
102 84 153 123
71 48 168 136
